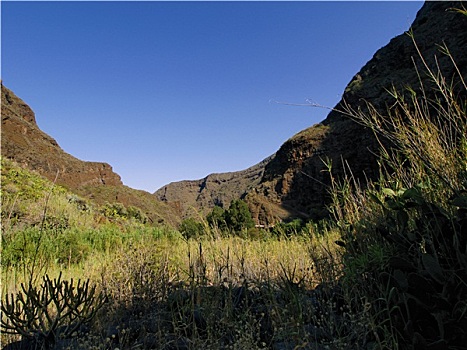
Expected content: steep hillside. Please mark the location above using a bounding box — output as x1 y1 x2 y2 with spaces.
248 1 467 223
1 85 180 226
155 1 467 224
1 86 122 188
155 156 273 218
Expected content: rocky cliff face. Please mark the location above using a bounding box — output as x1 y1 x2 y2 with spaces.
247 1 467 223
1 86 123 188
156 1 467 224
155 156 273 217
1 85 180 226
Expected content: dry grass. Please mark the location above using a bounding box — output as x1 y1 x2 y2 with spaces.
2 233 345 349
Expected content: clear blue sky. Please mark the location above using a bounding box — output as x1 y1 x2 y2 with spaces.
2 1 423 192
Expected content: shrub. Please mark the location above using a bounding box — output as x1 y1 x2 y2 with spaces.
100 202 128 220
206 205 227 230
100 202 148 224
53 228 91 265
206 200 255 234
271 219 304 237
224 199 255 233
126 205 148 224
179 218 205 239
1 272 106 348
1 226 92 269
1 227 51 268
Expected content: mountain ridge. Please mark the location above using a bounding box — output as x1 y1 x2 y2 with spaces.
1 85 180 227
155 155 274 217
3 2 466 226
1 86 123 188
156 1 467 224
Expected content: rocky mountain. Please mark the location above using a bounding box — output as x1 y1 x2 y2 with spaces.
156 1 467 225
1 85 180 226
155 156 274 218
1 86 123 188
3 2 465 227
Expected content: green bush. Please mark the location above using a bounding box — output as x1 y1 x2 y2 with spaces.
206 205 227 230
100 202 128 219
100 202 148 224
271 219 304 237
1 227 45 268
53 228 91 265
1 226 89 268
224 199 255 233
179 218 205 239
206 200 255 234
127 205 148 224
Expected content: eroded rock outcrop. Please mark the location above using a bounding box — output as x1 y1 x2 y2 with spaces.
1 85 123 188
155 156 273 218
1 85 180 226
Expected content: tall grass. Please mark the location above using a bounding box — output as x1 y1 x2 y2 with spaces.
1 164 326 349
2 230 325 348
323 33 467 348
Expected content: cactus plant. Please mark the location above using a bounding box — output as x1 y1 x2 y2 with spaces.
1 272 106 348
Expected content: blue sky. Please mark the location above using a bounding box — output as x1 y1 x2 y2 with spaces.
2 1 423 192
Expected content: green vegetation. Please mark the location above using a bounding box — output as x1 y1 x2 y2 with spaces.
1 159 323 349
179 199 257 239
2 27 467 349
206 199 255 233
179 217 205 239
100 202 148 224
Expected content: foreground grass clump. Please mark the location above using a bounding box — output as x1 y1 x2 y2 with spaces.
326 35 467 348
